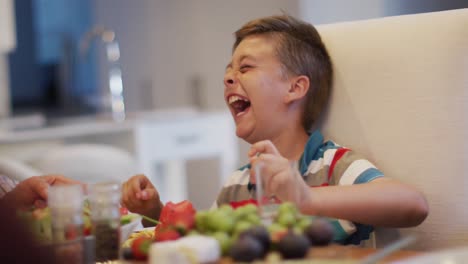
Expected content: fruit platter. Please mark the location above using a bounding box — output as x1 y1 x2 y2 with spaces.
122 200 337 263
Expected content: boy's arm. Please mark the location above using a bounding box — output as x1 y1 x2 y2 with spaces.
300 177 429 227
249 140 429 228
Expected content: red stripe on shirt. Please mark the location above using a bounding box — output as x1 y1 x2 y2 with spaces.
328 148 350 181
310 182 330 187
229 196 282 208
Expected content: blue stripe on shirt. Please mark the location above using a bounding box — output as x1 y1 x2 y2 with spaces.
354 168 384 184
328 219 352 242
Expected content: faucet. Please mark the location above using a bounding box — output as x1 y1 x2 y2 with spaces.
80 26 126 121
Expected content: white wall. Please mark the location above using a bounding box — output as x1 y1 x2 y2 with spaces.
0 0 16 118
93 0 299 166
93 0 299 114
0 57 11 118
0 0 16 52
299 0 385 24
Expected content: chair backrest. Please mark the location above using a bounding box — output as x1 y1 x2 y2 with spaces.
316 9 468 250
31 144 136 184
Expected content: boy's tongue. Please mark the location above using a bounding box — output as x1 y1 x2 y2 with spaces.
232 100 251 114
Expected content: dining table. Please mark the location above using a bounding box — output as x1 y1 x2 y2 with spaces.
116 244 422 264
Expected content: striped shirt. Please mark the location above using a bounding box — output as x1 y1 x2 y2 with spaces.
215 130 384 244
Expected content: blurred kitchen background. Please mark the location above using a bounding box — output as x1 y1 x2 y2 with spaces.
0 0 466 209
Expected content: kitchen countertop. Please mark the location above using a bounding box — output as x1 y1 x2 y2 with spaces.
0 108 198 144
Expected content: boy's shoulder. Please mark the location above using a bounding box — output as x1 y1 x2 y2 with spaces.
223 165 250 187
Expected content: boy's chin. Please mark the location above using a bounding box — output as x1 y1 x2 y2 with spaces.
236 128 258 144
236 128 250 141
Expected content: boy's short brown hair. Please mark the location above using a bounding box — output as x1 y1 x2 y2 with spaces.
234 15 333 132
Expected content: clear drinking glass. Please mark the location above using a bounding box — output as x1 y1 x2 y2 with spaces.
88 181 121 262
48 184 85 264
254 160 300 225
253 161 278 225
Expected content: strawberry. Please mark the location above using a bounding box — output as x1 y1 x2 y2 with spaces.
154 222 168 238
131 236 153 260
174 200 196 215
154 228 181 242
172 211 195 235
154 200 197 239
160 200 196 222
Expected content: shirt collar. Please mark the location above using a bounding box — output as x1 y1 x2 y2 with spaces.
298 130 324 175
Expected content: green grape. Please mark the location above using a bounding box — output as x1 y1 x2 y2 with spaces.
297 216 313 231
267 223 287 235
233 206 249 220
234 220 253 236
245 213 261 225
203 211 218 232
195 211 208 232
212 231 232 255
276 212 296 228
219 204 234 215
242 204 258 214
214 211 235 233
203 210 234 233
292 226 302 235
277 202 298 216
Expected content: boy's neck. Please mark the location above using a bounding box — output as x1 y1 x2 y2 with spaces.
271 127 310 161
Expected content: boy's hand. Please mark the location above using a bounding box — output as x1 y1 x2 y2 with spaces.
121 174 163 226
249 140 311 208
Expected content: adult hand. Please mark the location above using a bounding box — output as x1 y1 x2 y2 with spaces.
2 174 82 210
248 140 311 207
121 174 163 226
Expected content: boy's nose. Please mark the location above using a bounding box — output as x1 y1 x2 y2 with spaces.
224 72 237 87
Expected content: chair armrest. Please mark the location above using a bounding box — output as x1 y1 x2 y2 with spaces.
0 156 42 181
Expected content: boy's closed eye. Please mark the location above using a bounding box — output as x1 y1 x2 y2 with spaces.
239 64 253 73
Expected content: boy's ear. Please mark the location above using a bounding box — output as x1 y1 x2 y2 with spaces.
284 75 310 104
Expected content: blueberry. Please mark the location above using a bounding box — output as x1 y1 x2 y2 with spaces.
304 218 334 246
121 247 134 260
229 235 264 262
277 231 310 259
240 226 271 256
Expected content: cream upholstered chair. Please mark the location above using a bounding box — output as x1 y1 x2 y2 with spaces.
0 156 42 181
31 144 136 184
315 9 468 250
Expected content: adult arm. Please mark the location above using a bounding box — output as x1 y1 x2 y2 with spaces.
2 175 82 209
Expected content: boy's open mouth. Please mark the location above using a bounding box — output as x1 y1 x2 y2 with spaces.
228 95 251 116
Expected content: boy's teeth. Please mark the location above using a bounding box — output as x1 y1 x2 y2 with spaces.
228 95 249 104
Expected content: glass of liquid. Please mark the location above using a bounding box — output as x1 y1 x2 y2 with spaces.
254 160 300 225
88 181 121 262
48 184 85 264
253 161 278 226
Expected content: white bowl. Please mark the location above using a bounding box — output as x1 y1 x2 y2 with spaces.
120 214 142 245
